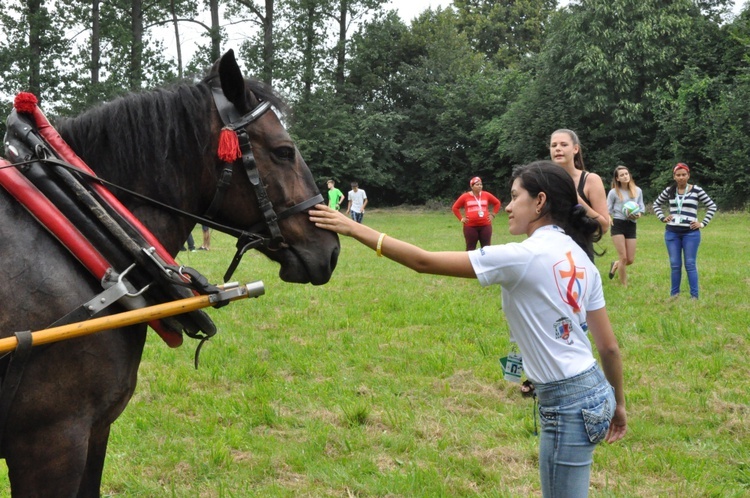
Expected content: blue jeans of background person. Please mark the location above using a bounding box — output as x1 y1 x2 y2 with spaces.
535 365 615 498
665 229 701 298
350 211 364 223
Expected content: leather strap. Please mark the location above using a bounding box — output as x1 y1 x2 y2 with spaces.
0 331 34 457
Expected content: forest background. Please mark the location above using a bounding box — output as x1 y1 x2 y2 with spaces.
1 0 749 209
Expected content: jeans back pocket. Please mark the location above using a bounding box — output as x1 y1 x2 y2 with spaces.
581 396 614 444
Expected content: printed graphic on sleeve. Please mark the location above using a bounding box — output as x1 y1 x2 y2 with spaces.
553 251 587 313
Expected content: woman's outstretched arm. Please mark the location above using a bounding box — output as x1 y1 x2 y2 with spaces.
309 205 476 278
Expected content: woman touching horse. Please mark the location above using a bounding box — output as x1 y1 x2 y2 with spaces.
310 162 626 498
0 50 338 496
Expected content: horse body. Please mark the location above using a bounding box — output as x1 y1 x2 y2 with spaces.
0 50 338 496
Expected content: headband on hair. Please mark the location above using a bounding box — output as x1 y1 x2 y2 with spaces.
470 176 482 186
673 163 690 173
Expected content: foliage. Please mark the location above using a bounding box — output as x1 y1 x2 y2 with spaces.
655 67 750 208
453 0 558 69
0 0 73 107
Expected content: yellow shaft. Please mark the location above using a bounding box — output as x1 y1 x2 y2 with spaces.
0 281 264 353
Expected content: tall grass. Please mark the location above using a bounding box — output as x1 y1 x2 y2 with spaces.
3 209 748 496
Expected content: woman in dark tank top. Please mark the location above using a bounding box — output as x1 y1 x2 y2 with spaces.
549 129 610 235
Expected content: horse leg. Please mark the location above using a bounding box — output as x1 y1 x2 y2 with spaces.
5 420 92 497
76 423 112 497
2 328 145 498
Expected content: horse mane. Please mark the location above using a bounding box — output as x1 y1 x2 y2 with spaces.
56 79 286 188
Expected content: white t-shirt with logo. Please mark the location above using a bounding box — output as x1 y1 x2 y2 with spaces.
468 226 605 384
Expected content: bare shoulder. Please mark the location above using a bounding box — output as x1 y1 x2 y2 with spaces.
587 171 605 184
585 172 607 194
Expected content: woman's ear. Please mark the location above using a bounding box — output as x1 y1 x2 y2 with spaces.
536 192 547 212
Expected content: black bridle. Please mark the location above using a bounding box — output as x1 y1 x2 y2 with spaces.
205 83 323 282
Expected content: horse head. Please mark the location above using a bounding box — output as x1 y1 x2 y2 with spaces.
195 50 339 285
56 50 338 284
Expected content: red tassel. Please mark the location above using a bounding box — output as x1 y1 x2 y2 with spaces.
218 128 242 162
14 92 38 114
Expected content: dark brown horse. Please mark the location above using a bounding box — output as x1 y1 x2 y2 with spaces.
0 50 339 496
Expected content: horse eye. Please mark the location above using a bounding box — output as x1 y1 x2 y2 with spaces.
274 146 296 161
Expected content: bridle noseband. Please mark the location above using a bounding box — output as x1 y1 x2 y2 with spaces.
206 82 323 282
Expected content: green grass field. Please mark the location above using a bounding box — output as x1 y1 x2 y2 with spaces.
3 209 748 496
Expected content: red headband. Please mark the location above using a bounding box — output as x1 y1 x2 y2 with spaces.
673 163 690 173
470 176 482 186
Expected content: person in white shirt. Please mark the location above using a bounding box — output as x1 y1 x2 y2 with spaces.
346 181 368 223
309 161 626 498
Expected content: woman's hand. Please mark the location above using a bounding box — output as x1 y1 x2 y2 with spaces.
605 404 627 444
309 204 357 236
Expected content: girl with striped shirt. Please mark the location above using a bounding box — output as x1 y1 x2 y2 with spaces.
652 163 717 299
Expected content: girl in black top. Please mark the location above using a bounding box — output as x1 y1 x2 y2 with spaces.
549 129 609 235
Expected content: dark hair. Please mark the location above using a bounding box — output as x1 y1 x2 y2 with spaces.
511 161 602 260
551 129 586 171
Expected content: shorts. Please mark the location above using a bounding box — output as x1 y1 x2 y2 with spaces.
611 219 636 239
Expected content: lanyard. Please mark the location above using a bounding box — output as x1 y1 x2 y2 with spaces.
675 186 690 215
472 192 482 209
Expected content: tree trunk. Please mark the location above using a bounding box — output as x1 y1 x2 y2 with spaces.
27 0 42 94
91 0 100 84
210 0 220 62
302 1 315 99
263 0 274 86
335 0 346 91
130 0 143 90
170 0 183 78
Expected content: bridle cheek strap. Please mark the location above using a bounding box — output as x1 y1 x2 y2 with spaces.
236 129 283 246
208 86 323 282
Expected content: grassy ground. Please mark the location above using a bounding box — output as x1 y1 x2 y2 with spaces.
2 209 748 496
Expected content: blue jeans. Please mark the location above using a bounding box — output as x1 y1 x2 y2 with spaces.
665 229 701 298
535 365 615 498
350 211 364 223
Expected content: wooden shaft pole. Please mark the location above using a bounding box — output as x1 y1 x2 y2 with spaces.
0 281 264 353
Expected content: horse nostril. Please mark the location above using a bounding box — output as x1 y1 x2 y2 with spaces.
330 245 340 270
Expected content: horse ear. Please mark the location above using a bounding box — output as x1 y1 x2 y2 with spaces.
218 49 248 111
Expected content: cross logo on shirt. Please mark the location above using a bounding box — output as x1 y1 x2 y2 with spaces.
554 251 586 313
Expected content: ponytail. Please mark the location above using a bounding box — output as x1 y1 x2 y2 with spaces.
567 204 603 261
512 161 602 260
